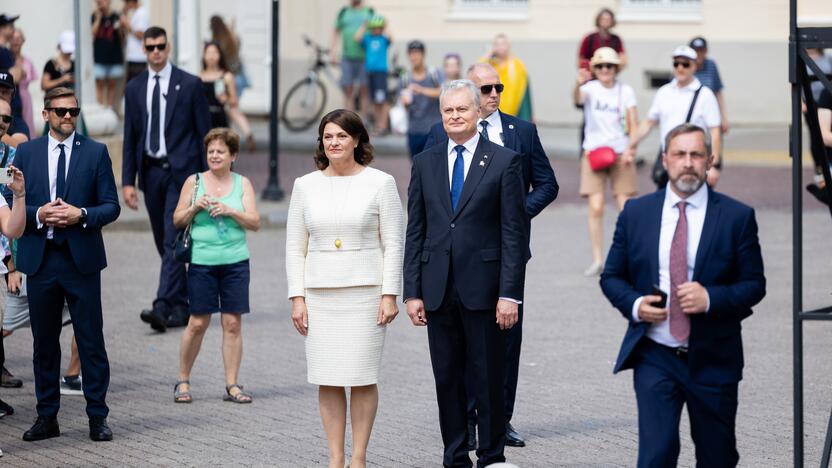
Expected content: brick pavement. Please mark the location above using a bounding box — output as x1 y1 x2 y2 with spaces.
0 150 829 466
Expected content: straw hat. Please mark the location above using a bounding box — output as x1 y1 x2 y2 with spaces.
589 47 621 67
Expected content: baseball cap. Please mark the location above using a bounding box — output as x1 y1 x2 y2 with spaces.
689 37 708 50
672 45 697 61
590 47 621 67
407 40 425 52
0 14 20 27
0 69 14 89
58 30 75 55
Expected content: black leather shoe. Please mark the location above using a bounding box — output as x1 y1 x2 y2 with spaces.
143 303 168 332
165 305 190 328
467 421 477 451
505 422 526 447
23 416 60 441
1 366 22 388
89 416 113 441
0 399 14 416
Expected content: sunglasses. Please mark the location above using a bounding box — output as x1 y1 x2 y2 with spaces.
144 43 167 52
0 114 10 124
480 84 504 94
46 107 81 118
673 61 692 69
593 63 617 70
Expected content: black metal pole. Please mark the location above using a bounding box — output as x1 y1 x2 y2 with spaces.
790 0 803 465
262 0 284 201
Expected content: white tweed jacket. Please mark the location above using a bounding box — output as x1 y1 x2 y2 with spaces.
285 167 404 298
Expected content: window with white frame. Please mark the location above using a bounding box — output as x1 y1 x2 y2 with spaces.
619 0 702 22
449 0 529 21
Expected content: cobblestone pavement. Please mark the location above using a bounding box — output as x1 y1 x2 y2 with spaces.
0 149 830 467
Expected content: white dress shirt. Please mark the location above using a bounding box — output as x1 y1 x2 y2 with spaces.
478 111 504 147
632 183 710 347
36 132 76 239
647 77 721 149
446 133 480 190
145 61 172 157
445 131 520 305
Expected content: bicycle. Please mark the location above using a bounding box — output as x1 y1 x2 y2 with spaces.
281 35 337 132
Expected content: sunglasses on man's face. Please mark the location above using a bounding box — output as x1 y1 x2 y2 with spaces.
145 43 167 52
0 114 11 124
480 84 504 94
46 107 81 118
673 61 692 69
593 63 617 70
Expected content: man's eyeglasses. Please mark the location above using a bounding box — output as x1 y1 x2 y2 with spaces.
593 63 617 70
145 43 167 52
673 61 692 69
46 107 81 118
0 114 11 124
480 84 504 94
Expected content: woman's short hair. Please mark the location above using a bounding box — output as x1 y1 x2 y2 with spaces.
315 109 374 170
595 8 616 29
204 127 240 154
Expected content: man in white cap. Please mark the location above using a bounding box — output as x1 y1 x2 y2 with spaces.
627 45 722 188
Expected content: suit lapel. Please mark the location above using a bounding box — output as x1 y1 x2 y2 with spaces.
499 112 517 150
648 189 665 285
38 137 51 200
452 138 492 220
62 134 83 198
432 144 452 218
138 70 149 119
693 189 721 280
164 67 181 133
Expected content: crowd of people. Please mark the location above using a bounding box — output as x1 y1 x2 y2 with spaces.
0 1 815 466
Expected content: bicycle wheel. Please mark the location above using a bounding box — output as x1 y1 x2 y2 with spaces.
281 77 327 132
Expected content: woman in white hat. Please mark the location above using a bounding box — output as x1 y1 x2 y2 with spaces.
41 30 75 93
573 47 638 276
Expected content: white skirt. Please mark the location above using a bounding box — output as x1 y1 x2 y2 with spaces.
304 285 386 387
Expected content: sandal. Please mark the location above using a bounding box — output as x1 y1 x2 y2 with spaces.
223 384 252 404
174 380 192 403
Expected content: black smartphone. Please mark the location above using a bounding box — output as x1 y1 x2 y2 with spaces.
651 285 668 308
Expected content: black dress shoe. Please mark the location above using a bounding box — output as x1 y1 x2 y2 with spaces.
23 416 60 441
0 399 14 416
505 422 526 447
1 366 22 388
165 305 190 328
467 421 477 451
89 416 113 442
144 304 168 332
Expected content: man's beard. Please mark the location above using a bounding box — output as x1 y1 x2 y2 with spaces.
671 173 705 195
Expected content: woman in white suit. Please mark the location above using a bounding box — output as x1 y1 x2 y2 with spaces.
285 109 404 468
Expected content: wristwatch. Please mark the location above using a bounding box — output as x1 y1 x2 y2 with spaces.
79 208 88 224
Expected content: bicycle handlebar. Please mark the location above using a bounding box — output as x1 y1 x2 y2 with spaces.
302 34 329 56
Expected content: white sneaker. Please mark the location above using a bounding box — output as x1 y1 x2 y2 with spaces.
583 260 603 277
59 375 83 396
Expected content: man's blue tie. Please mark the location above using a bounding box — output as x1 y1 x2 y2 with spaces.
150 74 161 154
450 145 465 211
479 120 490 142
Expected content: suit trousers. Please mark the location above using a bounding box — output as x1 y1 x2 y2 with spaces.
427 274 506 468
28 244 109 418
633 339 739 468
143 163 188 310
467 303 523 425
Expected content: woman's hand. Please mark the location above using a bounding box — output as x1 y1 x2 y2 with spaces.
192 195 211 213
377 295 398 325
7 270 21 295
291 297 308 336
208 200 234 218
7 165 24 197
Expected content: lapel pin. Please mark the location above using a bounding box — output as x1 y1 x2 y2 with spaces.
484 154 488 159
508 124 514 129
479 161 485 167
175 84 181 91
75 141 80 146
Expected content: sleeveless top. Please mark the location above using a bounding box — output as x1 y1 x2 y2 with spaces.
191 173 249 265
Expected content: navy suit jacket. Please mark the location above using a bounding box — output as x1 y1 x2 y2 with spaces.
600 188 766 385
424 111 558 218
122 65 211 189
15 134 121 275
404 138 528 312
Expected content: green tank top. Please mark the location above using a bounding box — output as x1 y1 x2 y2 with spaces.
191 173 250 266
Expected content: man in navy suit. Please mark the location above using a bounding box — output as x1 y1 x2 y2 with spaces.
600 123 765 467
15 87 120 442
426 62 558 448
404 79 528 468
122 26 210 332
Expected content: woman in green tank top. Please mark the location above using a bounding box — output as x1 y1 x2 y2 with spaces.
171 128 260 404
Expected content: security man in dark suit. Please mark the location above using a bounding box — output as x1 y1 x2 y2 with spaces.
15 87 120 442
425 62 558 448
405 79 528 468
122 26 210 332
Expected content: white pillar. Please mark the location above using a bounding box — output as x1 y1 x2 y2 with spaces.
174 0 202 75
74 0 118 136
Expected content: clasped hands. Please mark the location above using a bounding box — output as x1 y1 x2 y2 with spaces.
638 282 709 324
193 195 233 218
406 298 518 330
38 198 83 227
